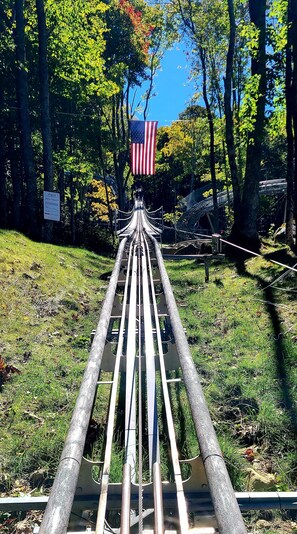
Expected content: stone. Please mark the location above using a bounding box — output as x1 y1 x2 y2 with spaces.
247 468 277 491
256 519 272 528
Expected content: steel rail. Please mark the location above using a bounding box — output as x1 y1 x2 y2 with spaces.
142 209 162 236
153 462 164 534
117 207 134 214
124 233 138 481
116 215 135 235
39 237 127 534
146 206 163 213
141 231 160 472
3 491 297 513
95 236 135 534
39 202 246 533
141 230 164 533
152 235 248 534
137 214 144 534
178 178 287 230
143 226 189 532
117 216 134 222
120 463 132 533
143 230 185 529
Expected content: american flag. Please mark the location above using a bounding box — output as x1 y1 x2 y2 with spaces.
129 120 158 175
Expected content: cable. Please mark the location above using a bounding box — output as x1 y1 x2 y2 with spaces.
221 238 297 274
70 510 96 527
104 519 118 534
163 224 212 240
261 263 297 291
244 297 293 311
270 286 297 293
146 206 163 214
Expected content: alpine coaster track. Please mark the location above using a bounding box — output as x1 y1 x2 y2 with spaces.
1 200 297 532
34 199 245 534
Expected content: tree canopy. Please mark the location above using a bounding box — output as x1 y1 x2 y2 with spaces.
0 0 296 250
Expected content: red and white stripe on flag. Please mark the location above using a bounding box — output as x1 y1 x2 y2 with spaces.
130 120 158 176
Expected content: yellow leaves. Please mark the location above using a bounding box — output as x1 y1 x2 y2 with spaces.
87 179 118 222
161 121 196 160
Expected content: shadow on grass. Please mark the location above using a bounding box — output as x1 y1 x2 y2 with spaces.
235 258 297 434
175 371 190 459
114 372 126 448
263 247 297 267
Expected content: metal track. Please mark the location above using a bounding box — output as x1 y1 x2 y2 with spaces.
178 179 287 231
2 201 254 533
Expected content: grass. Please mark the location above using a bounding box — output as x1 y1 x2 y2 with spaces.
0 230 114 493
165 242 297 533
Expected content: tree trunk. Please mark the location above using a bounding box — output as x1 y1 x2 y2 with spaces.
291 0 297 244
286 0 294 247
55 125 66 204
0 84 7 227
199 46 219 232
36 0 54 242
232 0 266 250
234 56 244 184
70 172 75 245
7 130 22 229
14 0 37 236
0 0 8 227
224 0 241 225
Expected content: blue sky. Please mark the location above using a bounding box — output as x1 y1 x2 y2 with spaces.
134 44 197 126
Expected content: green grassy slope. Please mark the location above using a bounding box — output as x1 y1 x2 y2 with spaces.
165 246 297 533
0 230 114 493
0 231 296 533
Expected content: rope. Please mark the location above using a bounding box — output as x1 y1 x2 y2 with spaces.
220 238 297 274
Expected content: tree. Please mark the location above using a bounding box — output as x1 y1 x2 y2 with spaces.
97 0 168 209
173 0 229 232
36 0 54 241
231 0 267 249
87 179 118 222
14 0 37 236
291 0 297 244
224 0 241 227
0 57 6 227
0 0 16 228
285 0 294 246
158 113 209 192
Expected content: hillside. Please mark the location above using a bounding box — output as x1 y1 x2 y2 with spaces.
165 245 297 533
0 231 114 496
0 231 297 533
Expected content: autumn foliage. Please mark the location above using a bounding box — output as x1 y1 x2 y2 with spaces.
119 0 154 56
87 179 118 222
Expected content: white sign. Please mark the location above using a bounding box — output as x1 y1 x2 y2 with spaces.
43 191 60 222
